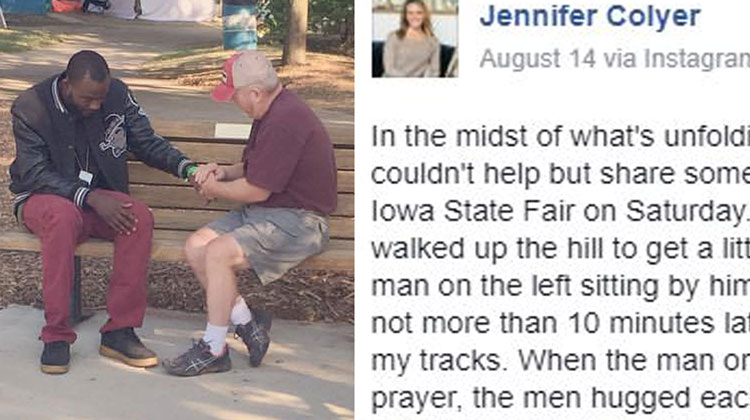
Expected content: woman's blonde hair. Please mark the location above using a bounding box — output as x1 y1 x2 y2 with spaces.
396 0 434 39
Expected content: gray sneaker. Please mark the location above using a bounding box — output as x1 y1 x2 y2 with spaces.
162 339 231 377
234 309 272 367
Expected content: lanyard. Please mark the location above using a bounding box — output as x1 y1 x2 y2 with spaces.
74 143 90 172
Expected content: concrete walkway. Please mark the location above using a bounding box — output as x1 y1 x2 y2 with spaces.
0 305 354 420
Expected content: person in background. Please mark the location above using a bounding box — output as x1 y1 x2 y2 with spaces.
383 0 440 77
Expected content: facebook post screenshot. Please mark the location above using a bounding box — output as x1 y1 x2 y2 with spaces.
1 0 749 419
357 0 750 419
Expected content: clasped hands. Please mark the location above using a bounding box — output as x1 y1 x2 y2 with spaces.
190 163 226 202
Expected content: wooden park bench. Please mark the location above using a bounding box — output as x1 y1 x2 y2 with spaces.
0 119 354 321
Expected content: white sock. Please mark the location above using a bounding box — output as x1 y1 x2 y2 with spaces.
202 323 229 356
230 297 253 326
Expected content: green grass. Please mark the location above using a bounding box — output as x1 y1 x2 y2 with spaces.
0 29 64 53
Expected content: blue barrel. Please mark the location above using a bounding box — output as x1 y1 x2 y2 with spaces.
1 0 50 14
223 0 257 51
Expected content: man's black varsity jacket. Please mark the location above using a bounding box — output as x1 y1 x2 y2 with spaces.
9 74 195 216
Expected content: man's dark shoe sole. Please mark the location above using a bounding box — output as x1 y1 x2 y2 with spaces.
100 345 158 368
41 364 69 375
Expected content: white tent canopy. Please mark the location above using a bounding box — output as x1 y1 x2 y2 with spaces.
106 0 215 22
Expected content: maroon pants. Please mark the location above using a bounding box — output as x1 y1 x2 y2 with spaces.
22 190 154 344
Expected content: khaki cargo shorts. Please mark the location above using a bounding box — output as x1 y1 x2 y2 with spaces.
206 206 330 284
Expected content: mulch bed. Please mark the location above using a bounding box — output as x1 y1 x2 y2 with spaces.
0 101 354 323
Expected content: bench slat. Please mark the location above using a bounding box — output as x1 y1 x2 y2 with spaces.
130 184 354 216
150 208 354 239
0 230 354 272
141 143 354 170
128 162 354 193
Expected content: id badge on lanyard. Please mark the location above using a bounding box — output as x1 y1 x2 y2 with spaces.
79 170 94 186
75 142 93 186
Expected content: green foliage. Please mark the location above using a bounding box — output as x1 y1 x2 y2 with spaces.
0 29 63 53
255 0 285 40
309 0 354 35
257 0 354 43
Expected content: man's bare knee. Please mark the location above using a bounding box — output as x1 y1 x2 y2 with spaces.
204 234 249 271
184 228 220 265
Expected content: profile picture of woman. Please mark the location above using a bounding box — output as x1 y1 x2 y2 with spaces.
373 0 458 78
384 0 440 77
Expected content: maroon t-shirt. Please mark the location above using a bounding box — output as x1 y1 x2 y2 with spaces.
243 89 338 215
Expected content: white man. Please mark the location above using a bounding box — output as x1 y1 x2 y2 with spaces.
162 51 338 376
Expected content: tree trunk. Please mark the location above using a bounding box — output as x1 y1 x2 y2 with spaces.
282 0 308 65
341 15 354 50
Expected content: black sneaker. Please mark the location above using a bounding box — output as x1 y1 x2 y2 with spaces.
41 341 70 374
100 327 158 368
235 309 272 367
162 339 231 377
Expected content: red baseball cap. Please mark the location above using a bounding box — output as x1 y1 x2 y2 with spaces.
210 53 242 103
211 51 278 103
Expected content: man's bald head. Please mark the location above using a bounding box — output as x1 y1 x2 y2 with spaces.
61 51 111 117
65 50 110 83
